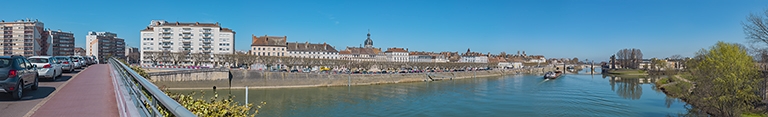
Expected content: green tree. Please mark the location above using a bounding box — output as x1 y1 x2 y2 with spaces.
687 41 762 116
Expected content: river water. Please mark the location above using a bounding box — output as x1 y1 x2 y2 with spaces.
170 69 689 117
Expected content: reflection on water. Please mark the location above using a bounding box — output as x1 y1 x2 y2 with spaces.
604 74 661 100
170 69 687 117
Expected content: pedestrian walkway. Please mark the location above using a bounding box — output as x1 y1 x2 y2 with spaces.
29 64 119 117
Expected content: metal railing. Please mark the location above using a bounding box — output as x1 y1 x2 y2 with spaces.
108 58 196 117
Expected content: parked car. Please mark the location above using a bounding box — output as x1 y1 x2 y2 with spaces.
28 56 62 81
0 55 39 100
53 56 75 73
69 56 84 69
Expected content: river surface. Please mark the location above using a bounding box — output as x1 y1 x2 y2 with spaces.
170 69 689 117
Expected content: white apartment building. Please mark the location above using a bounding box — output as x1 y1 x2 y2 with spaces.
286 42 338 59
459 56 489 63
409 55 432 62
1 19 49 56
86 32 125 62
250 35 286 56
384 47 408 62
139 20 235 65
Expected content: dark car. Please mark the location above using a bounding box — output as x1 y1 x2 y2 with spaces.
0 55 39 100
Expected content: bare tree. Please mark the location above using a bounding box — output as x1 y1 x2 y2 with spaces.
170 50 190 66
744 10 768 63
616 48 643 69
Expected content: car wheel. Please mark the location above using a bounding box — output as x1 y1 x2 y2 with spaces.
52 71 58 81
31 77 38 90
12 83 22 100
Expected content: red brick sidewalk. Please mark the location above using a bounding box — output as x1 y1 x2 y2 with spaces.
30 64 119 117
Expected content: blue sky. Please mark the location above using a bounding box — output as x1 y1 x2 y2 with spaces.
3 0 768 61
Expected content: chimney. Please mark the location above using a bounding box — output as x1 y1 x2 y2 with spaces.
323 42 327 50
406 48 409 51
305 41 309 48
195 22 199 25
175 21 179 25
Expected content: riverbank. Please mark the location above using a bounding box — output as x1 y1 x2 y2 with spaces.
152 67 556 90
655 75 768 116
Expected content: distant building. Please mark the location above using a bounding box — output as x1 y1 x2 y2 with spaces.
74 47 85 56
126 46 140 64
459 56 488 63
250 35 286 56
139 20 235 65
86 32 125 62
48 30 74 56
339 30 382 61
0 19 49 56
384 47 409 62
409 54 432 62
286 42 338 59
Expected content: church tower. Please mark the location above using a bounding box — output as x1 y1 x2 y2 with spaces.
364 29 373 48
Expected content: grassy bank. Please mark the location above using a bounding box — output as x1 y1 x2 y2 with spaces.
606 69 648 76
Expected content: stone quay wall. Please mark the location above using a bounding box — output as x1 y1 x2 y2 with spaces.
151 67 555 89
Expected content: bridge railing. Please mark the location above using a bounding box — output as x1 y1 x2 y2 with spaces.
108 58 196 117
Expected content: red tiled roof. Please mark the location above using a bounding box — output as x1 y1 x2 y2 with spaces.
384 47 408 53
286 42 338 52
251 35 286 46
341 47 381 55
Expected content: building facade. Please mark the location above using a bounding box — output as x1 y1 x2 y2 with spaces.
1 19 49 56
286 42 338 59
139 20 235 65
250 35 286 56
126 46 140 64
86 32 125 62
74 47 85 56
48 30 74 56
459 56 489 63
384 47 408 62
409 55 432 62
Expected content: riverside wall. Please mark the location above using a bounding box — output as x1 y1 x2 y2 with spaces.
152 67 556 89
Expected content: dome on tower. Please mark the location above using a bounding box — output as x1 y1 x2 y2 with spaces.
364 30 373 48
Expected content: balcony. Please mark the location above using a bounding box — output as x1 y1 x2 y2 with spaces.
202 35 212 38
161 39 171 42
202 49 211 52
202 39 212 43
202 30 212 34
202 45 211 48
161 34 172 38
182 35 192 38
162 45 171 48
182 44 191 47
182 39 191 43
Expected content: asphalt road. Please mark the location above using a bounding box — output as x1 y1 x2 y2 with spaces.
0 67 85 117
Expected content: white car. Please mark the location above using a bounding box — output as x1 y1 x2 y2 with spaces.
28 56 63 81
54 56 75 73
69 56 84 69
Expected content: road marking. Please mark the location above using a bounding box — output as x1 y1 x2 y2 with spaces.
23 66 92 117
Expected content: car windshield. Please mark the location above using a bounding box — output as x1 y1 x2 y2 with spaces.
29 58 49 63
0 59 10 68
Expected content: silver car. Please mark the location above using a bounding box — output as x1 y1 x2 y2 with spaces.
69 56 84 69
54 56 75 73
28 56 62 81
